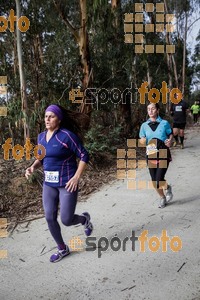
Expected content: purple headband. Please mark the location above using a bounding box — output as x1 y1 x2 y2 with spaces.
45 105 63 120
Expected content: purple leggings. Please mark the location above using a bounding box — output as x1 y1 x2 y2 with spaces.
42 184 85 245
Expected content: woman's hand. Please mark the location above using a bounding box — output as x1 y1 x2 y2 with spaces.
139 137 146 145
164 139 172 148
65 176 79 192
25 166 35 179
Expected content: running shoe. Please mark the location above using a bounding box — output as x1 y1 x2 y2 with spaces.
166 185 173 202
180 143 184 149
50 246 70 263
158 196 166 209
82 212 93 236
173 141 177 147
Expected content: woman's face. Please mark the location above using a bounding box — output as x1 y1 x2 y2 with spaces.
45 111 60 130
147 104 158 118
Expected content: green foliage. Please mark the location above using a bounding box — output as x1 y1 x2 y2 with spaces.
85 124 122 158
26 172 39 184
190 90 200 104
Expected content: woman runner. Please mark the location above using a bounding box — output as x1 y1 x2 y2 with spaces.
139 103 173 208
25 104 93 262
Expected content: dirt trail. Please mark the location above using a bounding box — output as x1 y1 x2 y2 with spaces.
0 126 200 300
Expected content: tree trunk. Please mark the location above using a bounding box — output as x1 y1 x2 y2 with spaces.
166 54 173 113
37 34 44 65
13 32 17 76
146 60 153 89
111 0 119 8
8 122 14 146
32 34 43 102
53 0 92 115
111 0 132 136
79 0 92 114
164 0 178 87
182 12 188 96
15 0 29 141
165 28 173 113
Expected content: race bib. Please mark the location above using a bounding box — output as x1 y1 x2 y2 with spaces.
146 143 158 156
175 106 182 112
45 171 59 183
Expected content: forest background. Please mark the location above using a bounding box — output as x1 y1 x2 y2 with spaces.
0 0 200 222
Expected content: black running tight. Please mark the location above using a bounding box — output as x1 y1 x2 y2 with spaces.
148 161 169 189
42 184 85 245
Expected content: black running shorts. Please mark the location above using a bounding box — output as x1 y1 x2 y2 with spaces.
173 123 186 129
